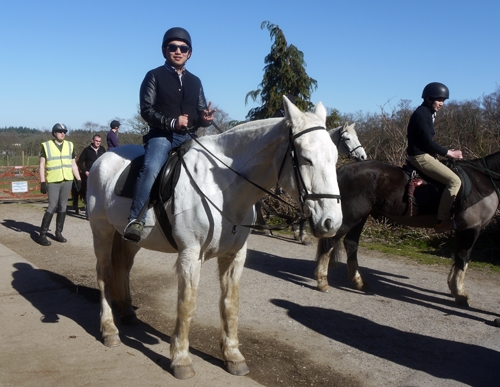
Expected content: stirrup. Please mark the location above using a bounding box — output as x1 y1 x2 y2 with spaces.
123 219 144 242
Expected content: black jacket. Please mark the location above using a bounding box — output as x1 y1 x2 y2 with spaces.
140 64 209 136
77 144 106 173
407 103 448 157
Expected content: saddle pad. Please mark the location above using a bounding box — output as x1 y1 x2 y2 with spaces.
403 162 473 214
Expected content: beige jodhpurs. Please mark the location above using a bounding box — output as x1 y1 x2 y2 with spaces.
408 153 461 220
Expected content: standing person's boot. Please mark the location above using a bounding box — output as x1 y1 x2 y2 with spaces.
37 212 53 246
55 212 67 243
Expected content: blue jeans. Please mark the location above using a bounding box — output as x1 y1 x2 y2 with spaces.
130 132 192 222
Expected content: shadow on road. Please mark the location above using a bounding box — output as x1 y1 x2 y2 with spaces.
10 262 223 376
271 298 500 387
245 248 500 322
2 219 39 243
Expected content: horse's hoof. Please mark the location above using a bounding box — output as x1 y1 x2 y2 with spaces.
455 295 471 307
171 364 195 380
226 360 250 376
103 334 121 347
121 313 140 326
301 239 313 246
493 318 500 327
317 283 330 293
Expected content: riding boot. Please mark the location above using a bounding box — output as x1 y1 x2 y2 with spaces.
55 212 67 243
38 212 53 246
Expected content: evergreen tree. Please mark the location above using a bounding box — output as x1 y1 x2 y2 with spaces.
245 21 317 120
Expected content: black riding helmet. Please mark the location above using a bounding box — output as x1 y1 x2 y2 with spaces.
162 27 192 52
422 82 449 100
52 123 68 135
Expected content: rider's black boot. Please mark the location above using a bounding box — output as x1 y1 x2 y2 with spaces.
55 212 67 243
38 212 53 246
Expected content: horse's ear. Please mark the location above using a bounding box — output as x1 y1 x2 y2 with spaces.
283 95 304 125
283 95 300 118
313 101 327 125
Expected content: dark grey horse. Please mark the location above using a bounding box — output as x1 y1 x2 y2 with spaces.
315 153 500 306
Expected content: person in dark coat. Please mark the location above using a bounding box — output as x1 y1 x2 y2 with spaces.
73 134 106 216
406 82 463 232
107 120 120 150
123 27 215 242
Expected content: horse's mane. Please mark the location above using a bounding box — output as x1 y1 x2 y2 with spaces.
224 117 285 133
184 117 287 153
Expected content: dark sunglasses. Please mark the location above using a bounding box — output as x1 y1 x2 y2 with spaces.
166 44 190 54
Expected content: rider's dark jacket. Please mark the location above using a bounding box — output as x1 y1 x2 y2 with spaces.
140 63 209 139
407 102 448 157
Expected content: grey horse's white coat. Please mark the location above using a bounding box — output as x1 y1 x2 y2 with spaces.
87 97 343 379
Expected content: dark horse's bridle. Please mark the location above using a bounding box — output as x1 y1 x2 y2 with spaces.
183 125 341 233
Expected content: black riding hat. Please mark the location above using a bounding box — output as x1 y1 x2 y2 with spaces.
422 82 449 100
162 27 192 49
52 123 68 135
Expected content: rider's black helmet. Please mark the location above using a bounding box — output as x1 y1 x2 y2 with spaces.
422 82 449 100
51 123 68 135
162 27 192 50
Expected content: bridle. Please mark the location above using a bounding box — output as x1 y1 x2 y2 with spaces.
278 126 341 214
183 124 341 232
336 127 363 159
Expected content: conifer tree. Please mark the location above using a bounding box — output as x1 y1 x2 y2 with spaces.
245 21 317 120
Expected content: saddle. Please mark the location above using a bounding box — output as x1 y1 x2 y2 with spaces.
115 146 187 249
402 160 472 216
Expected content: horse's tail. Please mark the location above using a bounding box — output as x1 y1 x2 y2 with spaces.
332 238 343 265
109 230 140 315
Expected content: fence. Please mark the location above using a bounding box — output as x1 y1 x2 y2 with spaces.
0 166 46 202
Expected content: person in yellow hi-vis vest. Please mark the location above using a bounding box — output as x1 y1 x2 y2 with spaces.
37 123 82 246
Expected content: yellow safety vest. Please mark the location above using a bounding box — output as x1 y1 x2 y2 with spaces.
42 140 74 183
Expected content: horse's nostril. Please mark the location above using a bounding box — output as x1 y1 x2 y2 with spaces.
324 218 332 231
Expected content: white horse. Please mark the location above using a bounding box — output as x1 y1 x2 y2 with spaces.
329 122 367 162
256 122 367 244
87 96 343 379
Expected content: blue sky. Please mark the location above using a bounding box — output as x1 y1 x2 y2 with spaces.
1 0 499 131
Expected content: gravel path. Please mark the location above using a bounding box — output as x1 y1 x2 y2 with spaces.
1 201 499 386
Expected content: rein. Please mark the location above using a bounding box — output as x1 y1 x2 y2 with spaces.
453 158 500 201
182 124 341 232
